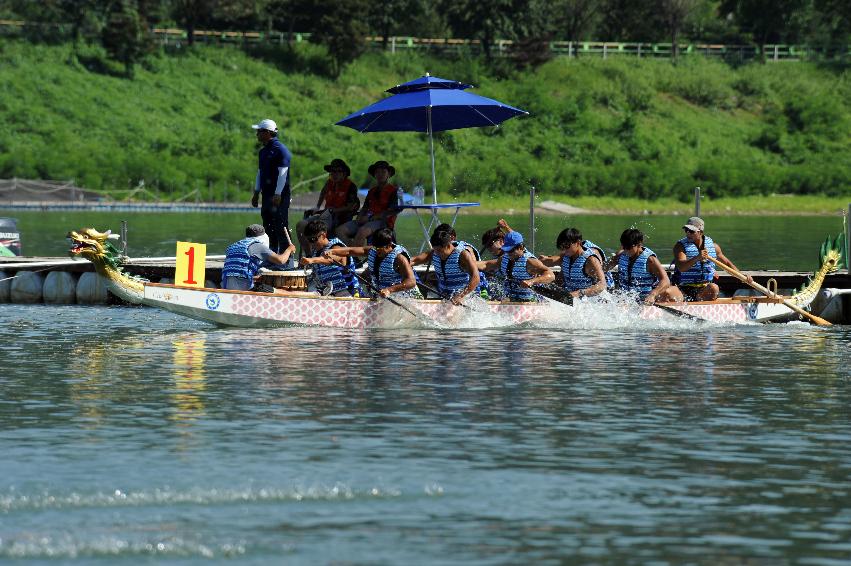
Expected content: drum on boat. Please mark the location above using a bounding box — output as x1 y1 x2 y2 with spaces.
258 270 308 291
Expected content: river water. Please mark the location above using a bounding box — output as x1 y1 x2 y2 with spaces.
2 302 850 563
2 210 851 563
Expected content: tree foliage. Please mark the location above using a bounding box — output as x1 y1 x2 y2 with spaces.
101 1 151 76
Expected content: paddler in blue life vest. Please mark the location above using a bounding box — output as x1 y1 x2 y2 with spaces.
298 219 361 297
410 229 481 305
221 224 295 291
615 228 682 304
477 231 554 302
324 228 422 299
538 228 608 300
672 216 747 301
411 224 489 300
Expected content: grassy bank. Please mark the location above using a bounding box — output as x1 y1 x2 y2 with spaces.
0 39 849 203
461 193 850 215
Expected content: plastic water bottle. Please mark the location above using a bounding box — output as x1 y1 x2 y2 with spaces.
413 182 425 205
397 186 405 207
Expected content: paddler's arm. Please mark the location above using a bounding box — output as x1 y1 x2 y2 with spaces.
378 255 416 297
536 253 562 267
577 256 607 298
300 255 334 266
452 250 481 304
476 258 500 273
604 249 623 271
324 245 372 258
644 255 672 304
409 250 433 266
673 241 702 272
519 257 555 288
497 219 514 234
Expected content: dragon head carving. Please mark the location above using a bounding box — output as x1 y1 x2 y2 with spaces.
67 227 145 301
68 228 124 270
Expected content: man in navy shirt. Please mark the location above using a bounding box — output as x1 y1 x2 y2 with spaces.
250 118 292 253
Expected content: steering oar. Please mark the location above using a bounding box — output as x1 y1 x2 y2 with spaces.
706 256 831 326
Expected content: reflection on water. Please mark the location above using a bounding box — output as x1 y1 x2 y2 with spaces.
1 304 850 563
171 336 207 425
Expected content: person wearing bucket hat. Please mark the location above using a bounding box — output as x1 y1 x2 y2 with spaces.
672 216 747 301
295 158 360 256
476 231 554 302
250 118 292 253
336 160 400 247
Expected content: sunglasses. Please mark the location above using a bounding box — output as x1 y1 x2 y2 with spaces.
684 227 697 234
307 236 320 243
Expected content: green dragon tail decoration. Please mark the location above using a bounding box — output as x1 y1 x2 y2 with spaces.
791 232 844 306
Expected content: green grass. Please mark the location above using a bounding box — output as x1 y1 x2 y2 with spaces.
455 193 850 215
0 40 849 208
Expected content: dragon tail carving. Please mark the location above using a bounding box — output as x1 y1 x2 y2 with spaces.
790 232 844 306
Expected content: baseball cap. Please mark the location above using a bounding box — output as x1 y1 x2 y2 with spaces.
500 231 524 252
683 217 705 232
251 119 278 132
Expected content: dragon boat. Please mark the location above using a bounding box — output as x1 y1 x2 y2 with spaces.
68 227 843 328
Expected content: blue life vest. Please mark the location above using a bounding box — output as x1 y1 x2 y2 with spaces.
618 247 659 297
222 237 264 287
561 248 597 292
499 250 537 302
312 238 360 296
456 240 489 295
432 242 471 296
367 244 421 298
583 239 614 289
672 235 717 285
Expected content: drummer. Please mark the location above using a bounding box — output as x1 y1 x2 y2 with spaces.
221 224 295 291
326 228 422 299
477 231 554 302
298 219 361 297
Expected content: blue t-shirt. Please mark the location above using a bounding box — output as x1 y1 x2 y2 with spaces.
258 138 292 197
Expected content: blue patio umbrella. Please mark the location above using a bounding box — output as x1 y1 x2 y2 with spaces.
336 74 528 205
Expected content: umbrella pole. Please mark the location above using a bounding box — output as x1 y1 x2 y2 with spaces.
427 107 437 206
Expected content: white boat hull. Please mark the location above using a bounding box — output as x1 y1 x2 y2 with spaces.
140 283 810 328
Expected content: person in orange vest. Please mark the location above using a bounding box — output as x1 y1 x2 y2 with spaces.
295 158 360 256
336 160 400 247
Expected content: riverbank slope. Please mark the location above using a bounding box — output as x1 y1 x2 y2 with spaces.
0 40 849 205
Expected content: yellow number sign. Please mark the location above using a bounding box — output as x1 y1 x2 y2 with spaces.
175 241 207 288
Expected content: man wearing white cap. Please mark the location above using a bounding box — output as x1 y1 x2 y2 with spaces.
672 216 744 301
251 118 292 253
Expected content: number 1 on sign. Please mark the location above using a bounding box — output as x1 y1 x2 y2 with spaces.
175 241 207 288
184 246 197 284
